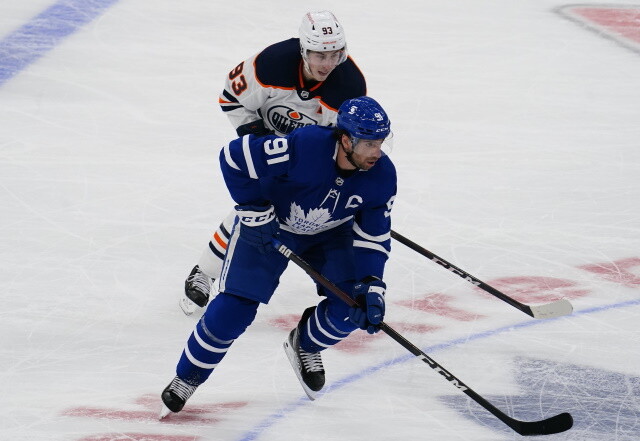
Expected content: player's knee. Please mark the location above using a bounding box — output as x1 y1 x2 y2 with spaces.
201 292 260 341
320 297 357 334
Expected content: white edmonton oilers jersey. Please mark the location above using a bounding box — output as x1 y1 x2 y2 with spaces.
220 125 396 279
219 38 366 137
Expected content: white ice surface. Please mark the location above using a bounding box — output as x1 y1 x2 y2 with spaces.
1 1 639 440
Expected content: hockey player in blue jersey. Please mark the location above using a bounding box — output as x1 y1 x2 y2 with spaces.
161 96 396 415
180 10 367 315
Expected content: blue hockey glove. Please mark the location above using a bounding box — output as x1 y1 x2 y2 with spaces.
349 276 386 334
235 204 279 254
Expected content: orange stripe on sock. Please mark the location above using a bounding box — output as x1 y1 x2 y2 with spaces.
213 232 228 249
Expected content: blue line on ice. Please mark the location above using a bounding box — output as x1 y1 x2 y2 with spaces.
236 298 640 440
0 0 119 86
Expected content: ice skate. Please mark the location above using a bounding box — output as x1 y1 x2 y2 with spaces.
283 325 325 400
159 375 199 418
180 265 213 315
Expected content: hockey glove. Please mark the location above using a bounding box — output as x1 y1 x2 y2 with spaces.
236 119 274 137
349 276 386 334
235 204 280 254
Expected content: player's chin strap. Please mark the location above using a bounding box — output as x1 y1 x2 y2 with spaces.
342 137 362 170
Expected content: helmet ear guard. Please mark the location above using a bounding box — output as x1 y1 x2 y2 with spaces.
299 11 348 64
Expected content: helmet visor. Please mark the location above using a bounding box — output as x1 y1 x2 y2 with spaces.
352 131 394 157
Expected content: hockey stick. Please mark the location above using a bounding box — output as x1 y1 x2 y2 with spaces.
390 230 573 319
272 239 573 436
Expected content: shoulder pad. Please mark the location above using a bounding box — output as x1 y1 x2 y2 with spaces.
318 57 367 110
254 38 301 88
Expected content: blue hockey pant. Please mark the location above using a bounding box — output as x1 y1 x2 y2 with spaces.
175 223 360 385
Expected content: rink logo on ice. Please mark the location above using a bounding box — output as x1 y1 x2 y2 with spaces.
579 256 640 287
557 5 640 54
266 105 317 134
440 357 640 437
62 393 247 437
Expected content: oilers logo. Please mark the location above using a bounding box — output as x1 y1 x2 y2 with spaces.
267 106 317 135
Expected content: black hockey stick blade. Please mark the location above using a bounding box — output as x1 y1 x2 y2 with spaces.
511 412 574 436
390 230 574 319
381 322 574 436
272 239 574 436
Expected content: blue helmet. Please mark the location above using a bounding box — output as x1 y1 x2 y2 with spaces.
336 96 391 140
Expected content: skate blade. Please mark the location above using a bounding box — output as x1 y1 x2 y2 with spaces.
179 296 197 316
283 340 318 401
159 404 172 420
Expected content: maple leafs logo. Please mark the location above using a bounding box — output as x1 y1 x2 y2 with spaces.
284 202 342 233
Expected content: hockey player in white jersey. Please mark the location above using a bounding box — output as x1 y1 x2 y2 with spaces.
161 96 395 415
180 11 367 315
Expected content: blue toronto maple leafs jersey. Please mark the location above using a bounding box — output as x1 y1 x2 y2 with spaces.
219 125 397 279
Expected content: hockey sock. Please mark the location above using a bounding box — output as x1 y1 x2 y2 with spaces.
198 210 236 279
299 298 353 353
176 292 259 385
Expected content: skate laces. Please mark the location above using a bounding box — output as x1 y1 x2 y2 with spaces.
187 267 211 294
299 349 324 373
168 376 197 401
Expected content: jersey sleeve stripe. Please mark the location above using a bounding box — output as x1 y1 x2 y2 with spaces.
219 90 242 111
353 222 391 242
220 104 243 112
353 240 389 256
221 89 239 103
242 135 258 179
223 142 241 171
